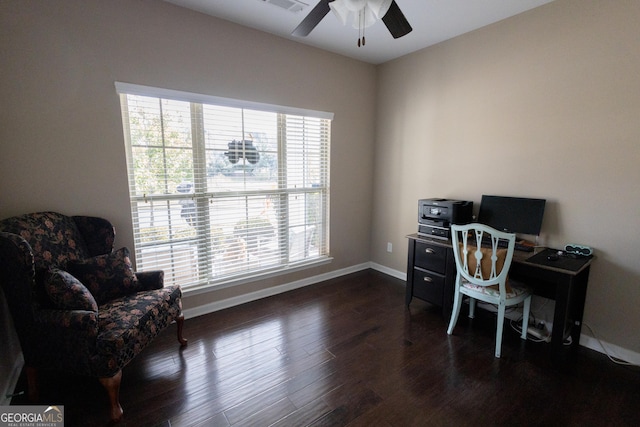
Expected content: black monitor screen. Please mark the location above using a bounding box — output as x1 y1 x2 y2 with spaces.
477 195 546 236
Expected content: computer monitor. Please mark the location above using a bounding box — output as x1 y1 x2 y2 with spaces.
477 195 546 236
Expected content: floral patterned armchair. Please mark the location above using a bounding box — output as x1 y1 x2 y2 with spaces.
0 212 186 422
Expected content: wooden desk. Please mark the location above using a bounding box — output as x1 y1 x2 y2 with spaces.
509 247 592 355
406 234 593 356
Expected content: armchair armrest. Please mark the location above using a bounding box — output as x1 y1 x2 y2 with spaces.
72 216 115 257
35 308 99 336
135 270 164 291
0 231 35 275
0 232 37 327
29 309 100 375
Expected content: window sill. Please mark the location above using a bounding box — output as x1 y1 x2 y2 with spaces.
182 256 333 297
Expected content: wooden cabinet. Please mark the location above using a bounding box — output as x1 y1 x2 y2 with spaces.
405 235 456 316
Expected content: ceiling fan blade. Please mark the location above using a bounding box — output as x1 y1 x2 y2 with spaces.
291 0 333 37
382 0 413 39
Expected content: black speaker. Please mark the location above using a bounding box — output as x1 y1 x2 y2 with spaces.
564 244 593 257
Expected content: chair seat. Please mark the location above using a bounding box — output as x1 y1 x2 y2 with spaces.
96 285 182 376
461 280 530 299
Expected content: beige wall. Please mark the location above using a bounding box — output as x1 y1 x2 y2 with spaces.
0 1 376 309
2 0 639 357
372 0 640 354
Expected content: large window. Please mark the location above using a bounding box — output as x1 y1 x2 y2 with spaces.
116 83 331 290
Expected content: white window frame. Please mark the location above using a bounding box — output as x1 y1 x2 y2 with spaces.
116 83 332 292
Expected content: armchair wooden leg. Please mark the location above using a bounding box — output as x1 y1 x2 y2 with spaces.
99 370 123 422
176 314 187 347
26 366 39 402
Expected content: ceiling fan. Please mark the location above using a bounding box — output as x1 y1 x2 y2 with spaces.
292 0 412 41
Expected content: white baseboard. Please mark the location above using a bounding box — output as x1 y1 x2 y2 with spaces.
182 262 372 319
580 333 640 366
369 262 406 281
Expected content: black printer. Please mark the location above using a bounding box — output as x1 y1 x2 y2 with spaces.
417 198 473 239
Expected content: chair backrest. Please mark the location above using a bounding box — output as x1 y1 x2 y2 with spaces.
451 223 516 288
0 212 96 315
0 212 90 271
0 212 112 363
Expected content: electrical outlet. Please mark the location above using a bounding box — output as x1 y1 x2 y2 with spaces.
387 242 393 253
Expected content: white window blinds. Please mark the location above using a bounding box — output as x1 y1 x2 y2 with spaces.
116 83 331 290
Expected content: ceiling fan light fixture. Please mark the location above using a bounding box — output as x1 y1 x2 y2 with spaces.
329 1 350 26
329 0 390 29
368 0 393 19
342 0 367 12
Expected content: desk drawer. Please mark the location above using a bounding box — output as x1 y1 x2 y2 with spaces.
413 267 445 305
414 241 447 273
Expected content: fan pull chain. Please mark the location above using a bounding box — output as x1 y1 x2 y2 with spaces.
357 10 361 46
357 9 366 47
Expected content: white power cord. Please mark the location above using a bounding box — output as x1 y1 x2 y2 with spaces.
583 323 638 367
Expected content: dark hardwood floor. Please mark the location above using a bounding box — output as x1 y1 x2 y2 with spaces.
12 270 640 426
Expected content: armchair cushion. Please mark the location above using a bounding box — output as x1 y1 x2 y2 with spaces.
67 247 141 305
45 269 98 312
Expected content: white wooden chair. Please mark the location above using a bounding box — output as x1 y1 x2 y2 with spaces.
447 223 532 358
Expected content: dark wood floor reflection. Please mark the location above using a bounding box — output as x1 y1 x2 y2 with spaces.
12 270 640 426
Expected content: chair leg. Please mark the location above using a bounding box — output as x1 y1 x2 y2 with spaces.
521 295 532 340
447 290 463 335
26 366 39 402
495 302 506 358
176 313 187 346
468 297 477 318
99 370 123 422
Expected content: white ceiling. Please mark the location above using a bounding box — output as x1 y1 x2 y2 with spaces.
164 0 554 64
